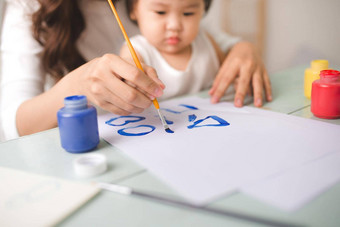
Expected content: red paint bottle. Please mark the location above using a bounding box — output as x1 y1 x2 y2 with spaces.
311 70 340 119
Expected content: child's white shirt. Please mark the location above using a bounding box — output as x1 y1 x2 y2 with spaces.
130 30 220 101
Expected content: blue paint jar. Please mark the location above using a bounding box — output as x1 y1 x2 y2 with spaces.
57 95 99 153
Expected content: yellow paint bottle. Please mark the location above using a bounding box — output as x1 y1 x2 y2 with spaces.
304 60 329 98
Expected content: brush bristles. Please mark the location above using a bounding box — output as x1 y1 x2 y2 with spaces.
157 109 174 133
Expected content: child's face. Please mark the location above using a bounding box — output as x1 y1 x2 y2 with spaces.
131 0 205 55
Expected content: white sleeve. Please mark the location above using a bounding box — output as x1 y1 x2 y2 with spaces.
0 0 45 140
201 0 241 53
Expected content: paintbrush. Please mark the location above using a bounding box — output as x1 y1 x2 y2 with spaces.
107 0 173 133
97 182 303 227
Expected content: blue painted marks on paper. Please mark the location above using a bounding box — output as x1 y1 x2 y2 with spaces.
165 128 174 133
164 116 174 125
161 108 182 114
106 116 145 126
118 125 155 136
187 115 230 129
179 104 199 110
161 104 199 114
105 104 230 136
153 115 174 125
188 114 197 122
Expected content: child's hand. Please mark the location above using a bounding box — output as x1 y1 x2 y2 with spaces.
70 54 164 115
209 41 272 107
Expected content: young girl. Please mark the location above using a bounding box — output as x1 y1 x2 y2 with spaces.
121 0 271 104
121 0 223 100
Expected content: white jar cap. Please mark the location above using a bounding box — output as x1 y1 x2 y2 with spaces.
73 153 107 178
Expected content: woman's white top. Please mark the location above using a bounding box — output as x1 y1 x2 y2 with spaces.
130 30 219 100
0 0 240 140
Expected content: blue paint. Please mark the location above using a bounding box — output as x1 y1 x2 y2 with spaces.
161 104 199 114
187 115 230 129
105 116 145 126
164 116 174 125
161 108 182 114
118 125 155 136
188 114 197 122
179 104 199 110
57 95 99 153
165 128 174 133
153 115 174 124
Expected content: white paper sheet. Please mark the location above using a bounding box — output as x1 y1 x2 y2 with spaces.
98 96 340 205
241 151 340 211
0 167 99 227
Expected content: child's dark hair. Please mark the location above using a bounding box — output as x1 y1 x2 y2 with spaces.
126 0 213 24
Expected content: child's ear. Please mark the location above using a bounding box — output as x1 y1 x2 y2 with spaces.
130 11 136 20
129 1 138 21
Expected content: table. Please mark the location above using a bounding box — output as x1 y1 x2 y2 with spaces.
1 65 339 227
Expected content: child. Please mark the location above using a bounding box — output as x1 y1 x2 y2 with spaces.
120 0 224 100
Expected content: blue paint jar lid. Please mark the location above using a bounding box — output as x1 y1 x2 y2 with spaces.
64 95 87 110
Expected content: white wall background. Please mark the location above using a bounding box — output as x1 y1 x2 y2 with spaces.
218 0 340 74
0 0 5 142
265 0 340 73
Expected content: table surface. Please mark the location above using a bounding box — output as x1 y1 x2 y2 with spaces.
1 65 340 227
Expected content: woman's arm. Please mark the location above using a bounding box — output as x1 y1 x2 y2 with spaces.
15 55 164 136
1 1 163 138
